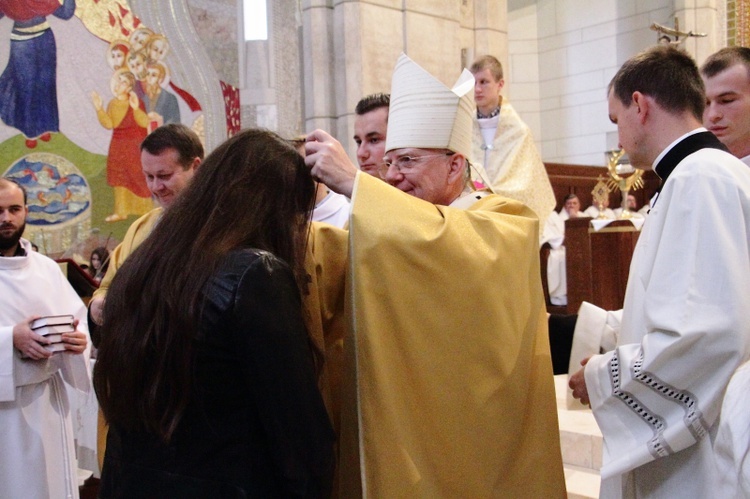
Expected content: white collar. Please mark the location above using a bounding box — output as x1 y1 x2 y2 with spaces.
651 127 707 170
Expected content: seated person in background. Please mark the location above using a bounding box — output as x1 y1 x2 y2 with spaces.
558 193 584 220
88 246 110 284
613 193 645 219
583 194 615 219
542 194 585 306
94 129 335 497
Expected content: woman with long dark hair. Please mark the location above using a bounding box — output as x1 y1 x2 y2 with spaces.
94 129 335 497
88 246 109 284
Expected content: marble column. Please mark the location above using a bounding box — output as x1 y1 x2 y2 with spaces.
674 0 724 65
300 0 509 158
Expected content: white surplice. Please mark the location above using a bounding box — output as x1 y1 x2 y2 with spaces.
0 239 91 499
712 359 750 497
312 189 350 229
583 146 750 498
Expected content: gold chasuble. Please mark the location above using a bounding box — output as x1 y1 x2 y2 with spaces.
303 222 349 434
338 173 565 497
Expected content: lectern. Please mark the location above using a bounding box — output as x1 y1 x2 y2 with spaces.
565 217 641 313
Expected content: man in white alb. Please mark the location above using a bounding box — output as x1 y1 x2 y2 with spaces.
0 178 91 499
569 45 750 498
700 46 750 497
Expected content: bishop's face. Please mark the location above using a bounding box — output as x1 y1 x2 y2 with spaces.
381 148 458 205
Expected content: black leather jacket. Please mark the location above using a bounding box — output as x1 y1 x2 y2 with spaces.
99 249 335 498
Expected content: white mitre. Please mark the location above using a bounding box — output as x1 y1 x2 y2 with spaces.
385 53 475 158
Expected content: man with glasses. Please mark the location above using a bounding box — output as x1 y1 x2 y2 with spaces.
305 54 564 497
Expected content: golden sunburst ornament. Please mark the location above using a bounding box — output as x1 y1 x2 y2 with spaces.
606 149 643 219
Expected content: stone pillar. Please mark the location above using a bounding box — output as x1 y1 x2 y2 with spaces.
674 0 723 66
298 0 510 159
301 0 337 134
471 0 509 80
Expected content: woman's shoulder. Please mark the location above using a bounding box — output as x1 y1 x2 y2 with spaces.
221 249 290 276
208 249 292 299
201 250 289 324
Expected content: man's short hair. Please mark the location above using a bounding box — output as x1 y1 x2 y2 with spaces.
355 93 390 116
700 46 750 79
608 45 705 122
140 124 205 169
0 177 27 205
563 193 579 202
470 55 504 81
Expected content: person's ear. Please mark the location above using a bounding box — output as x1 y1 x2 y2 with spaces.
632 91 650 124
190 157 201 171
446 154 467 184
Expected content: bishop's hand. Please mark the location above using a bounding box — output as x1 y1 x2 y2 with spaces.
304 129 357 198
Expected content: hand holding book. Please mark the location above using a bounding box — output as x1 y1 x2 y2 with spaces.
15 315 87 358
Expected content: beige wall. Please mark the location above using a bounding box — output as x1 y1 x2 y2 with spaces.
191 1 727 164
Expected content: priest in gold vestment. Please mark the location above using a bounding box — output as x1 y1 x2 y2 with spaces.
306 54 564 498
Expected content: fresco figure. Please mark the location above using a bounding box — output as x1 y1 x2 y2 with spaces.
143 62 180 131
92 70 153 222
0 0 76 148
145 34 169 62
107 40 130 71
129 27 154 53
126 50 148 99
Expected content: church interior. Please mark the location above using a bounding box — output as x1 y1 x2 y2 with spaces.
0 0 747 497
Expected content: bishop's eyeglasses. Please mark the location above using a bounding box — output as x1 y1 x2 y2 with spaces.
378 151 454 176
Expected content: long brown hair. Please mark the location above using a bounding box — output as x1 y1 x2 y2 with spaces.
94 128 316 441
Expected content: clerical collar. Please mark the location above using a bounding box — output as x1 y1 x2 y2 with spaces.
652 128 727 206
0 244 26 257
477 106 500 119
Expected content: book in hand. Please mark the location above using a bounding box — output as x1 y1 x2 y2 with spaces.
30 314 75 330
30 315 75 355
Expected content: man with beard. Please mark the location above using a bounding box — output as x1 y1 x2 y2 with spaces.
0 178 91 498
